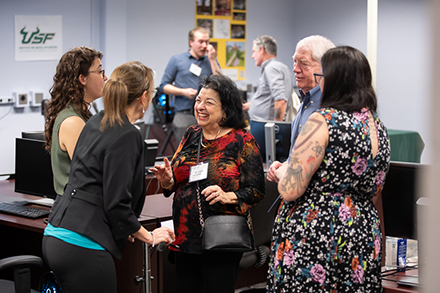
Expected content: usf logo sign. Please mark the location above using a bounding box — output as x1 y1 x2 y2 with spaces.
20 26 55 44
15 15 62 61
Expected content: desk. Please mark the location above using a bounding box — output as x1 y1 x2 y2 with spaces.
0 178 269 292
382 269 419 293
0 179 173 293
387 130 424 163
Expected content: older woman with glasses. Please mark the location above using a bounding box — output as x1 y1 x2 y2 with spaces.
152 74 265 293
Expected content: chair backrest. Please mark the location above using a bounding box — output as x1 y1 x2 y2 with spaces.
250 179 280 247
0 255 43 293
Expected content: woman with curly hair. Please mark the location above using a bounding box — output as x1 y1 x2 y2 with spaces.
44 46 107 196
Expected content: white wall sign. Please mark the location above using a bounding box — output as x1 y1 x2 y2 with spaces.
15 15 63 61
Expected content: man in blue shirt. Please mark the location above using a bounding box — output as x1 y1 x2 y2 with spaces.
159 27 221 143
267 35 335 183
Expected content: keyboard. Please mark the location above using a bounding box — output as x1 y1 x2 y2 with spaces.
0 202 50 219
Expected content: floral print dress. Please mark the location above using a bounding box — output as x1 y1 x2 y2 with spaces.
267 108 391 292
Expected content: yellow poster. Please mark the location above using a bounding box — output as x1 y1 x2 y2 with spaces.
196 0 246 80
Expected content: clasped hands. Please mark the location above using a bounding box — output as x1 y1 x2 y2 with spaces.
150 158 236 205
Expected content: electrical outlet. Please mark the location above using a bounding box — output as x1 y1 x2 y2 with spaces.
0 96 15 105
29 91 44 107
13 92 29 108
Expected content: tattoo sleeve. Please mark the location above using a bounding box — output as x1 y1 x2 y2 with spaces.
280 117 326 200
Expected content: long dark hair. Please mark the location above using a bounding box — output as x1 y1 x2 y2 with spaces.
320 46 377 112
44 46 103 151
198 74 246 130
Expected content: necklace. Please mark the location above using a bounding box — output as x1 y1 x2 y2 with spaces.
201 127 222 147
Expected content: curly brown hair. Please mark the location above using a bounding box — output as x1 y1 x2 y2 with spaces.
44 46 103 151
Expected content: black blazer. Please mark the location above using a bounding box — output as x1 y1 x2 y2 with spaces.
49 112 146 259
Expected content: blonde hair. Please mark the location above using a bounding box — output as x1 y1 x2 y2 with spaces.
100 61 153 131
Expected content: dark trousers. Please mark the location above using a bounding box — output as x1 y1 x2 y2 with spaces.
42 236 116 293
174 250 243 293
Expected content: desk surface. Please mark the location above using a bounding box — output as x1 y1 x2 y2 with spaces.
382 268 419 293
0 179 172 232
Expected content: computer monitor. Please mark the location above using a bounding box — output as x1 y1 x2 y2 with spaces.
14 138 57 199
381 161 425 240
249 120 291 163
22 131 45 141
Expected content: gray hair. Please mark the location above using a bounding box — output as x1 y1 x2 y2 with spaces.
296 35 335 63
253 35 277 56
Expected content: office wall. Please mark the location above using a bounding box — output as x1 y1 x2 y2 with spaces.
291 0 431 164
0 0 101 175
0 0 431 175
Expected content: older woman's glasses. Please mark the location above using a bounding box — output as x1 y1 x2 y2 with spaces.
89 69 106 78
314 73 324 84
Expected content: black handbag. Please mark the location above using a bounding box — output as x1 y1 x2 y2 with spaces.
201 214 254 252
197 187 254 252
195 132 254 252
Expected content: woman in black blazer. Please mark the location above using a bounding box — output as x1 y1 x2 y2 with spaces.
42 61 175 293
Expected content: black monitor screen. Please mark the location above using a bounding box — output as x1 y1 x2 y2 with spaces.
249 120 291 163
381 161 425 240
14 138 57 199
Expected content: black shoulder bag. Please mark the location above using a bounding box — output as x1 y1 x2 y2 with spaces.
195 133 254 252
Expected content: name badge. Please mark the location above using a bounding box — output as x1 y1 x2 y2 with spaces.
189 63 202 76
189 162 208 183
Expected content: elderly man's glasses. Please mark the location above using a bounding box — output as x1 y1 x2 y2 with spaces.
314 73 324 84
89 69 106 78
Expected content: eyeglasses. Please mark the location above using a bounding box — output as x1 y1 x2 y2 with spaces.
314 73 324 84
151 89 157 97
89 69 106 78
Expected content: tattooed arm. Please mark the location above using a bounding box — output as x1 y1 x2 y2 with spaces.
276 112 329 201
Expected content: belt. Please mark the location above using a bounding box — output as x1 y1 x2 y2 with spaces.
64 184 103 208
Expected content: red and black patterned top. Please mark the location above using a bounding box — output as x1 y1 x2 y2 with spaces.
164 124 265 254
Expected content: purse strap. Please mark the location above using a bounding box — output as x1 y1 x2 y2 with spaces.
196 133 205 229
195 131 252 231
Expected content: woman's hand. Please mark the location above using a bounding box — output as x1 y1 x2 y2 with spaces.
132 226 175 247
202 185 238 205
150 157 174 189
274 162 288 182
267 160 284 183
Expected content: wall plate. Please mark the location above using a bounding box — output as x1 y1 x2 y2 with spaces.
29 91 44 107
13 92 29 108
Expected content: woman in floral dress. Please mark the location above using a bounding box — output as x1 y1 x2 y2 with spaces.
267 46 391 292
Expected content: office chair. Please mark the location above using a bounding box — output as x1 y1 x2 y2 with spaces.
239 180 280 270
0 255 43 293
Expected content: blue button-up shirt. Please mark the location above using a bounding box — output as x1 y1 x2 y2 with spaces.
159 51 219 113
289 85 322 155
